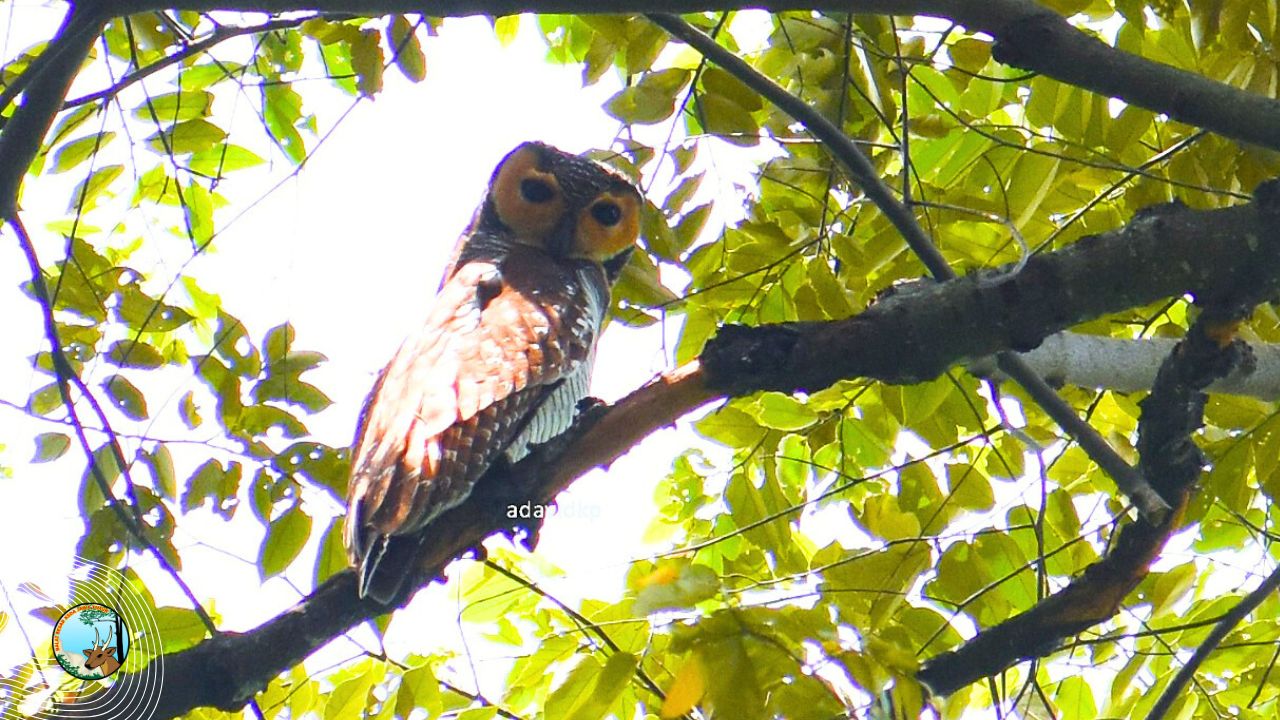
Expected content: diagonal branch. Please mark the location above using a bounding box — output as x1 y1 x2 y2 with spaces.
0 3 107 220
1144 563 1280 720
7 213 255 712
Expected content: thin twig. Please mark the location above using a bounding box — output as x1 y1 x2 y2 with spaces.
483 561 670 702
62 16 313 109
8 215 223 648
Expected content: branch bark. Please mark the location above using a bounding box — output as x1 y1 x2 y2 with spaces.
151 183 1280 718
0 3 107 220
1005 332 1280 400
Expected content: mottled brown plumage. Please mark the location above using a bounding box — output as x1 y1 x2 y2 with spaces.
345 142 641 602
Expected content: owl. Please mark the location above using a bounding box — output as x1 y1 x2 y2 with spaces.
345 141 642 603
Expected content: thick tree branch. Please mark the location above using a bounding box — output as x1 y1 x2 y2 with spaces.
916 187 1280 697
154 363 716 719
152 182 1280 718
1009 332 1280 400
0 3 107 220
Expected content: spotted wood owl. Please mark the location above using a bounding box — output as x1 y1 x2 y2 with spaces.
345 141 641 603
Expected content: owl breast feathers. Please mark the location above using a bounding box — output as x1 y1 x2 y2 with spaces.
344 141 641 603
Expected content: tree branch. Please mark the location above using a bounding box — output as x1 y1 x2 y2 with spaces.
1005 332 1280 400
1144 563 1280 720
0 3 107 220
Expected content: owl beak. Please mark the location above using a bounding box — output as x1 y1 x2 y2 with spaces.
546 213 578 258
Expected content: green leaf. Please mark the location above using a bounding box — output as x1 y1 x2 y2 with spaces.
50 132 115 173
103 374 149 420
27 383 64 416
178 391 201 429
605 68 691 124
566 651 636 720
188 143 265 175
634 563 719 614
133 91 214 122
116 286 194 332
700 91 760 146
493 15 521 46
395 661 444 716
105 339 165 368
350 29 385 97
147 118 227 155
263 84 307 163
182 459 242 517
386 15 426 82
701 66 762 111
31 433 71 463
751 392 817 431
260 505 312 580
154 606 213 653
314 521 347 585
143 444 177 501
325 667 374 720
67 164 124 212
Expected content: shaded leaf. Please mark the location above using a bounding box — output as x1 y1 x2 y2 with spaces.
31 433 71 463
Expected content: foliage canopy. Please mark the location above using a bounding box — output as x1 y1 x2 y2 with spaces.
4 2 1280 719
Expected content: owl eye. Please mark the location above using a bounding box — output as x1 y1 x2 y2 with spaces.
520 179 556 204
590 201 622 227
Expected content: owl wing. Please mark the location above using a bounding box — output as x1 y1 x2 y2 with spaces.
345 250 608 600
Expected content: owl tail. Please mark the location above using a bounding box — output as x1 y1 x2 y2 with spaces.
356 535 390 600
357 533 428 605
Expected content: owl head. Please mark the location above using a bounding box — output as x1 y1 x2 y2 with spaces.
479 141 641 273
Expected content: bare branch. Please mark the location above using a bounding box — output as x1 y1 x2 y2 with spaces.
919 296 1257 696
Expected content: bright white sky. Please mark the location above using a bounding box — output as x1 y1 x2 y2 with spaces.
0 5 772 703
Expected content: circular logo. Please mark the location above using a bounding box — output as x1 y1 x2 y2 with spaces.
51 602 129 680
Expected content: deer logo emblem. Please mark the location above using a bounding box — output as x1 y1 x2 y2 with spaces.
83 625 121 676
52 602 128 680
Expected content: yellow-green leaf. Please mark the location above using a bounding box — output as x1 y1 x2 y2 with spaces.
386 15 426 82
660 654 705 718
350 29 385 97
50 132 115 173
31 432 70 463
103 374 148 420
259 505 312 579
